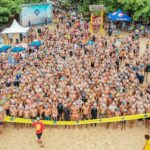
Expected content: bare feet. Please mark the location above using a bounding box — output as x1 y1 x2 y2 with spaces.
40 144 44 148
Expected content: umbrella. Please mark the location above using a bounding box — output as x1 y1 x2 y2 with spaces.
108 9 131 22
0 45 11 53
29 40 42 47
12 46 25 53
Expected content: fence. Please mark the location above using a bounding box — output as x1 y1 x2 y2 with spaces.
4 113 150 126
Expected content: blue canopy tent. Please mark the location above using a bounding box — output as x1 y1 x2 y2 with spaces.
29 40 42 47
108 9 131 22
12 46 25 53
0 45 11 53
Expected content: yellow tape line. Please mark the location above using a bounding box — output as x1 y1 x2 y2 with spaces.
4 113 150 126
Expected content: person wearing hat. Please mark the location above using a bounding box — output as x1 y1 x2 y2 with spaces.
82 102 90 120
57 100 64 121
71 102 79 121
32 117 45 148
30 105 38 120
63 104 71 121
52 104 58 121
9 105 17 117
91 103 98 126
23 107 30 119
99 103 107 118
42 105 51 121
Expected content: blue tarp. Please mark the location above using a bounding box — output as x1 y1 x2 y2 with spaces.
0 45 11 53
108 9 131 22
12 47 25 53
87 40 94 46
29 41 42 47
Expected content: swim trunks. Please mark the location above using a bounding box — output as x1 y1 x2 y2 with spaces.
44 116 51 120
145 117 150 121
31 117 36 120
36 133 42 139
6 109 10 116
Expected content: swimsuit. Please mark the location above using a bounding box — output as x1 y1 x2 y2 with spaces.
100 114 105 118
145 117 150 121
36 133 42 139
6 109 10 116
44 116 51 120
82 115 88 120
91 108 97 119
31 116 36 120
64 108 70 121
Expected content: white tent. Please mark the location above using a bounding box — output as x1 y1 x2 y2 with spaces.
1 19 30 34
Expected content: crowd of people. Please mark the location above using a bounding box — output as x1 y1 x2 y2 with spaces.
0 14 150 128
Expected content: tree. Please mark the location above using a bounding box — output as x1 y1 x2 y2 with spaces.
74 0 150 22
0 0 149 23
0 0 23 22
0 0 44 23
118 0 150 21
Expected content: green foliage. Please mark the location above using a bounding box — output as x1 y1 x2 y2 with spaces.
75 0 150 21
0 0 149 23
60 0 72 11
118 0 150 21
0 0 45 23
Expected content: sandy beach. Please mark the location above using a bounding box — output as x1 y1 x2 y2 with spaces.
0 124 148 150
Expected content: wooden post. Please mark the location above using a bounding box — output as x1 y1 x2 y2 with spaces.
90 13 93 34
100 10 104 36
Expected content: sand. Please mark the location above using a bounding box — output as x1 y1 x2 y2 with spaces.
0 124 148 150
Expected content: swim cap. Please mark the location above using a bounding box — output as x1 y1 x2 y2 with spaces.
0 107 3 112
36 117 40 121
45 105 48 109
93 103 97 107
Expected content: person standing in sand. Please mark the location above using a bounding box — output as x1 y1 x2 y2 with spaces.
63 104 71 121
23 108 30 119
52 104 58 121
32 117 45 148
71 102 79 121
91 103 98 126
144 135 150 150
82 102 90 120
57 100 63 121
0 107 5 134
30 106 38 120
42 105 51 121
